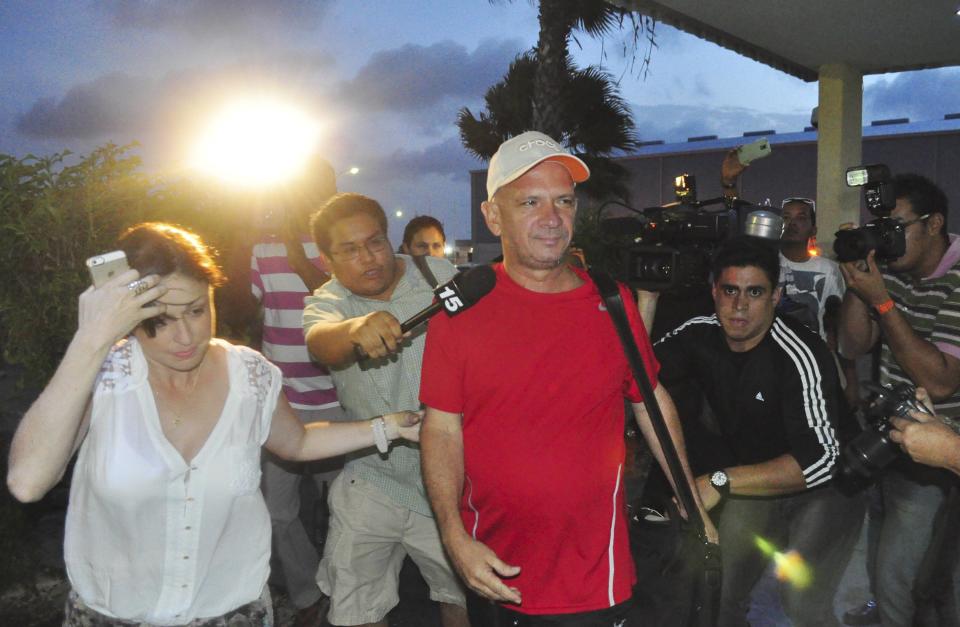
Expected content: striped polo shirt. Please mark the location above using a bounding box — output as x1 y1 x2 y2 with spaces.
251 235 339 411
881 234 960 418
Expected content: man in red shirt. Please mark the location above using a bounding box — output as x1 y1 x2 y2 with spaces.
419 131 715 625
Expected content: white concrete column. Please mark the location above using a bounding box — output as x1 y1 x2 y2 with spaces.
816 63 863 253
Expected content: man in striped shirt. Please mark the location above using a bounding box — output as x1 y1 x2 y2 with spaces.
655 236 863 627
251 159 344 627
839 174 960 627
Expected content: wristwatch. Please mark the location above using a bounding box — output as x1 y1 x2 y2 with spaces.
709 470 731 499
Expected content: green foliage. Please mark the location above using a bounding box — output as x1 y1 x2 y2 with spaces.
0 145 260 387
458 53 637 201
572 202 634 277
0 145 153 384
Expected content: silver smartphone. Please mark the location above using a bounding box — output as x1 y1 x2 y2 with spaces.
85 250 130 288
737 137 772 165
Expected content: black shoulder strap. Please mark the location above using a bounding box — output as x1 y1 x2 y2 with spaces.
588 269 708 539
410 254 440 288
589 268 720 626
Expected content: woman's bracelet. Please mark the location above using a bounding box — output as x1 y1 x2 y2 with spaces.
371 416 390 454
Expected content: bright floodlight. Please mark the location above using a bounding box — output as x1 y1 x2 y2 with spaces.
190 99 320 187
395 210 404 218
348 166 360 175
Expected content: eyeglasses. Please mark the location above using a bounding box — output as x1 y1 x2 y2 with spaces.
330 235 390 261
781 197 816 212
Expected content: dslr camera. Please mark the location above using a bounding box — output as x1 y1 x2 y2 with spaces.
833 381 932 494
833 164 904 263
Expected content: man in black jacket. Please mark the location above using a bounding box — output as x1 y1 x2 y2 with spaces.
654 236 864 627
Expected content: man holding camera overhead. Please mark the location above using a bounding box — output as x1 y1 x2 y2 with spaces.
838 173 960 626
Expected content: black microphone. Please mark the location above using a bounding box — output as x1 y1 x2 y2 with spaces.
352 264 496 361
400 264 496 333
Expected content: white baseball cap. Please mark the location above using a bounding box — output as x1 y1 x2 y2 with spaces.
485 131 590 200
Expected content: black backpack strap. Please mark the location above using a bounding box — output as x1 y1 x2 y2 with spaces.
410 254 440 288
589 268 721 625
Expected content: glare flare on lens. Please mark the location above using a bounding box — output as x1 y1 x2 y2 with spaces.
754 536 812 589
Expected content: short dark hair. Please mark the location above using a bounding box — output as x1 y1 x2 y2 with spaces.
711 235 780 290
402 215 446 248
893 174 949 239
118 222 224 337
310 193 388 254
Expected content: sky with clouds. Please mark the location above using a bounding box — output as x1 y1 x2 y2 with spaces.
2 1 958 243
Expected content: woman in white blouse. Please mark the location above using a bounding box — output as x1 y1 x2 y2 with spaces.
7 223 419 626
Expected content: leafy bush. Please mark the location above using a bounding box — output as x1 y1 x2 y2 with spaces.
0 144 260 387
0 145 155 384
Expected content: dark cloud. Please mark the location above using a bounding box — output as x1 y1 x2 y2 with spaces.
15 53 336 140
865 68 960 123
102 0 329 37
631 104 809 144
340 38 523 113
14 37 516 142
365 137 475 182
16 73 155 139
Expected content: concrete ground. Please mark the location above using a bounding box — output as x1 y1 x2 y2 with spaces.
0 493 873 627
0 367 873 626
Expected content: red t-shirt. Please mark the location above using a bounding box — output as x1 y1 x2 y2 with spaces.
420 264 659 615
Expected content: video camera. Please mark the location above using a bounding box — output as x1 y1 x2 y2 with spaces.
598 174 737 291
833 381 932 494
833 164 904 263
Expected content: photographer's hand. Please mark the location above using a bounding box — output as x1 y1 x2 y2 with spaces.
840 250 890 307
890 405 960 475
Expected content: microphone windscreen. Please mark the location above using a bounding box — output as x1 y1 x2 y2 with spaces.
454 265 496 305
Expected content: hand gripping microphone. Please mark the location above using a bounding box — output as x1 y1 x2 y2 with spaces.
400 264 496 332
352 264 496 362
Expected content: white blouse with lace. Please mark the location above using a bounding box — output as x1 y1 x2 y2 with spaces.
64 337 281 625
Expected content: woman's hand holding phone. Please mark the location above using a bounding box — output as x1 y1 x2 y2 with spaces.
78 269 168 350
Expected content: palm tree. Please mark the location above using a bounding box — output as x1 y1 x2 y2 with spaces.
532 0 628 140
459 53 637 200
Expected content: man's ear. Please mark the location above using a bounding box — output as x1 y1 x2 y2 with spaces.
400 243 411 255
927 212 945 238
319 250 334 270
772 285 782 303
481 200 502 237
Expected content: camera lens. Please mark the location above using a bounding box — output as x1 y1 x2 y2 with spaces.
636 257 672 282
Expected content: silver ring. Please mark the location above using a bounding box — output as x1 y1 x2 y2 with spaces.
127 279 149 296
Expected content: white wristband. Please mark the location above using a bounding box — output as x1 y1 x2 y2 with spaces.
371 417 390 454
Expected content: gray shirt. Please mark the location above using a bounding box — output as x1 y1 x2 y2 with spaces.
302 254 457 516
